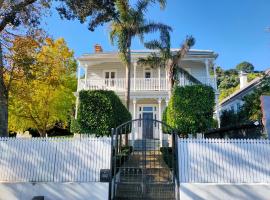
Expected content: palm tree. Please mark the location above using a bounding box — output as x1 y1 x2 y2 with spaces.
138 34 198 96
110 0 171 110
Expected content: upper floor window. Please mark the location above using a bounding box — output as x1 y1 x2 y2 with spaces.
105 71 116 79
104 71 116 87
144 68 151 78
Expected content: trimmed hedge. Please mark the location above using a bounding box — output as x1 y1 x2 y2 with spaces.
74 90 131 137
163 85 215 137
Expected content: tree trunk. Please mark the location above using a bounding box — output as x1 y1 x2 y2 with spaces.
0 41 8 137
125 49 131 110
0 91 8 137
124 46 131 145
168 63 174 98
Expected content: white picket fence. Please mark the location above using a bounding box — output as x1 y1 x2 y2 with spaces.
178 139 270 183
0 137 111 182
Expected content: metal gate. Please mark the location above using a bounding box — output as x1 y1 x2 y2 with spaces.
109 119 179 200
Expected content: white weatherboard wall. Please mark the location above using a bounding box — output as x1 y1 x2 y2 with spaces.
0 137 111 200
178 139 270 200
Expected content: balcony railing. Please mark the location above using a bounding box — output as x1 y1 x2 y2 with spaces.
77 77 216 92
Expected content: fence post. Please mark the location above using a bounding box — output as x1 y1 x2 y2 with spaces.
108 128 114 200
172 132 180 200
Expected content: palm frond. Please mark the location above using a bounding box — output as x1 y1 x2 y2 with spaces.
136 0 149 14
139 22 172 35
144 40 162 50
176 35 195 59
137 55 164 68
115 0 130 21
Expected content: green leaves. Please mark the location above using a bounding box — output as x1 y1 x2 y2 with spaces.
163 85 215 137
76 90 131 137
242 76 270 121
109 0 171 64
236 61 254 73
8 37 76 136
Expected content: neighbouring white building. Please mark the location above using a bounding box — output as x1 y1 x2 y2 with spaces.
75 44 219 144
218 69 270 114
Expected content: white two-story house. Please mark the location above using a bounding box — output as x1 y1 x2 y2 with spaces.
76 44 219 144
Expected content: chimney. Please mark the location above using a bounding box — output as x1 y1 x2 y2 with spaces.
239 71 248 89
94 44 103 53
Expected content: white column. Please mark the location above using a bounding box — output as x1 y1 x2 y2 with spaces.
75 66 81 119
215 93 221 128
132 99 137 144
133 62 137 91
75 97 79 119
158 98 163 147
77 66 81 91
165 98 169 106
213 62 218 91
158 67 161 91
84 66 88 90
165 67 169 90
205 59 209 85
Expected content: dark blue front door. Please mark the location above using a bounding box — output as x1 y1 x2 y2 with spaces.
143 113 153 139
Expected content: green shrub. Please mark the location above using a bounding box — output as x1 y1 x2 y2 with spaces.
162 107 169 133
160 147 173 169
75 90 131 137
164 85 215 136
70 116 81 133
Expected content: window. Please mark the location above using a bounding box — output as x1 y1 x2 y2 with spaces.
104 71 116 79
143 107 153 112
104 71 116 86
111 72 115 79
144 68 151 79
105 72 110 79
145 72 151 78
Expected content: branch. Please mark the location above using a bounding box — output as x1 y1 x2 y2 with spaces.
0 0 37 32
0 0 4 9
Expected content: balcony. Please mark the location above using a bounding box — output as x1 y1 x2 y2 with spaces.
77 77 216 92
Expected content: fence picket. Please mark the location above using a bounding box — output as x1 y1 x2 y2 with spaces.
0 137 111 182
178 138 270 183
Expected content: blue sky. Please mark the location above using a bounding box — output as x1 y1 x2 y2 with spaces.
42 0 270 70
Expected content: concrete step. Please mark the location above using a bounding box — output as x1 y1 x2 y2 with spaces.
133 140 160 151
119 167 172 182
115 183 175 200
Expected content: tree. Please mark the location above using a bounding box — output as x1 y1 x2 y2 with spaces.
56 0 117 31
109 0 171 144
8 37 77 137
236 61 254 73
217 65 262 101
109 0 171 109
0 0 51 136
242 75 270 121
56 0 166 31
138 34 196 94
164 85 215 137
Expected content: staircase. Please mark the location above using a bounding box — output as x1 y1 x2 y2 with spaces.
113 151 176 200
